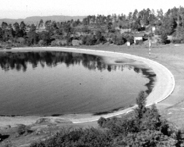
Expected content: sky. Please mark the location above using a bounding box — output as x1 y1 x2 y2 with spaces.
0 0 184 19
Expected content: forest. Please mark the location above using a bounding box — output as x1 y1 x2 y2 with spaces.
0 7 184 49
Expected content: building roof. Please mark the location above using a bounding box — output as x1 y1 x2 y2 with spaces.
133 32 145 37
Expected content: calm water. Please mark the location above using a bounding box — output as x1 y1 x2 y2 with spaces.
0 51 154 116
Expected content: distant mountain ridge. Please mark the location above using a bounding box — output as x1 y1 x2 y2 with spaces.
0 15 86 24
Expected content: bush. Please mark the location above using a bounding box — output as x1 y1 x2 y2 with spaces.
82 35 97 45
97 117 107 128
172 39 182 44
135 40 143 45
113 35 126 45
30 128 113 147
17 124 32 136
126 36 134 44
160 33 169 44
114 130 177 147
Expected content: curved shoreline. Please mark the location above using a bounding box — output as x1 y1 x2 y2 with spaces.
0 47 175 124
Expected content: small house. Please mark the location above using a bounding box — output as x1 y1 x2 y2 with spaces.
133 32 145 44
120 28 131 34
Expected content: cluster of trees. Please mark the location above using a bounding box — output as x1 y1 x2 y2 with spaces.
1 6 184 48
29 91 184 147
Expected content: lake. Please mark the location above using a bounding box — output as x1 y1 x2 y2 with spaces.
0 51 155 116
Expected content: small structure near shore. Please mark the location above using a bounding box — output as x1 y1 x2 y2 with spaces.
133 32 145 44
127 41 130 47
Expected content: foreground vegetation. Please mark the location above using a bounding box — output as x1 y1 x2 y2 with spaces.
0 6 184 49
27 92 184 147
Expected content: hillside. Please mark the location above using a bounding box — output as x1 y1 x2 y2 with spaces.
0 15 86 24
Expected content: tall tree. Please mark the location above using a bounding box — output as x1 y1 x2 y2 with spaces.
132 9 138 21
1 22 8 30
27 24 38 45
13 22 20 37
161 16 177 35
19 21 26 37
38 19 44 28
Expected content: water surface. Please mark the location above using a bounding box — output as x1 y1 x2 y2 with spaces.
0 51 154 116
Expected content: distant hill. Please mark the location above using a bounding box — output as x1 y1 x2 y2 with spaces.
0 15 86 25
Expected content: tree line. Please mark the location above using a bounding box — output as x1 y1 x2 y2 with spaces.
0 6 184 48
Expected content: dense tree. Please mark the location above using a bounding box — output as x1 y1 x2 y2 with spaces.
161 17 177 35
30 128 113 147
2 28 13 42
45 20 52 31
114 130 176 147
0 27 3 40
38 19 44 28
0 22 13 41
157 9 164 21
111 33 126 45
1 22 8 30
0 6 184 47
135 91 146 119
160 33 168 44
19 21 26 37
95 30 106 44
27 24 38 45
132 9 138 21
13 22 20 37
175 26 184 42
38 31 52 45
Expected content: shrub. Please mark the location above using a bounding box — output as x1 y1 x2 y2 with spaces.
160 33 169 44
97 117 107 128
135 40 143 45
126 36 134 44
114 130 177 147
30 128 113 147
17 124 32 136
172 39 182 44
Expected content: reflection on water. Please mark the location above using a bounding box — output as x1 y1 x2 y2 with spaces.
0 52 120 72
0 51 155 116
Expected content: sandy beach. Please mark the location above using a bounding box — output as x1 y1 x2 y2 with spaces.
0 45 177 127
